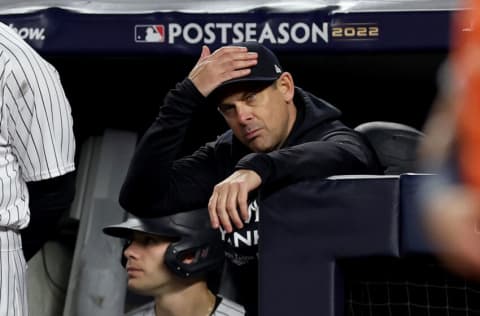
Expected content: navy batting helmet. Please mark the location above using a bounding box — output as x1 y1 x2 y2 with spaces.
103 208 225 279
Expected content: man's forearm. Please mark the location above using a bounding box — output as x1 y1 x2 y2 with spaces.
119 79 210 214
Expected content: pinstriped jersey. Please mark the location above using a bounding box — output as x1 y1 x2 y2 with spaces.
125 296 246 316
213 296 246 316
0 22 75 230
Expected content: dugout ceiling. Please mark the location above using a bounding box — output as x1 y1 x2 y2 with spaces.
0 0 464 150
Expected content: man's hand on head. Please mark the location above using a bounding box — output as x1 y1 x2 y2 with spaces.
188 45 258 97
208 169 262 233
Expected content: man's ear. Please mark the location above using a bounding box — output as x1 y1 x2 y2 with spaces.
277 72 295 102
182 254 195 264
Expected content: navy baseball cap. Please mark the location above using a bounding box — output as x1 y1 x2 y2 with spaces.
209 41 283 97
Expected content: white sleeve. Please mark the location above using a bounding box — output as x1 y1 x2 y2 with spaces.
4 46 75 182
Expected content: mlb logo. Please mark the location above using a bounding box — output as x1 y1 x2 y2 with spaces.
135 25 165 43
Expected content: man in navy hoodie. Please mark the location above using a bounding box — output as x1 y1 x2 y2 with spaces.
119 42 381 315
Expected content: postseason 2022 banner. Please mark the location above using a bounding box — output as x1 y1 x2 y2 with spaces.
0 7 453 55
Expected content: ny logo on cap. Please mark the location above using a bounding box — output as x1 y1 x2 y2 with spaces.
274 64 282 74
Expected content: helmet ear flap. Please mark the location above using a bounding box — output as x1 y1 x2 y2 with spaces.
164 241 188 277
164 236 225 279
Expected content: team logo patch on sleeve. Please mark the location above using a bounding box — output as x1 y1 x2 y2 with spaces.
134 25 165 43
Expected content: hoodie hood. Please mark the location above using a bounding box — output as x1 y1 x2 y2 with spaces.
295 87 341 122
283 87 342 147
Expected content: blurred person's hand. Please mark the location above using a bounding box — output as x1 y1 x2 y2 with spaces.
424 185 480 279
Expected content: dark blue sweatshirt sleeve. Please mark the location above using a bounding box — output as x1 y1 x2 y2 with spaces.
119 79 222 216
235 132 379 185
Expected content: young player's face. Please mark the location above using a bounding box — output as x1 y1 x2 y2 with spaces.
218 73 296 153
123 232 176 296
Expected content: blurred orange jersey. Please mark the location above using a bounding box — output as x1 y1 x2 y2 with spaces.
454 0 480 188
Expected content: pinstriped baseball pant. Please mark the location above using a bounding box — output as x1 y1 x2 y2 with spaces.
0 229 28 316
